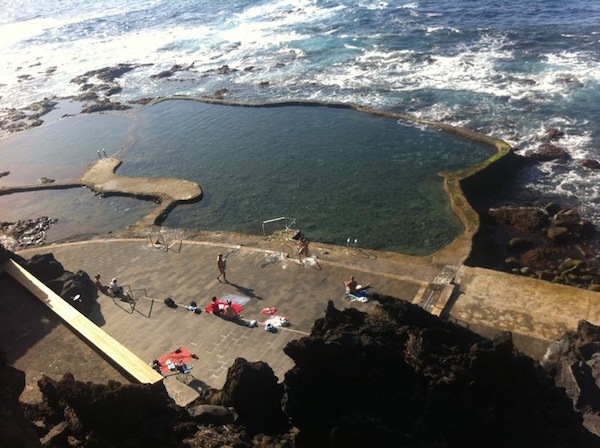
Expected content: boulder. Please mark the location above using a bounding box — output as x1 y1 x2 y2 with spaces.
528 143 571 163
508 237 534 251
547 226 569 241
0 352 41 448
24 253 65 282
187 404 235 425
282 299 586 447
488 206 548 232
542 128 565 142
220 358 288 435
580 159 600 170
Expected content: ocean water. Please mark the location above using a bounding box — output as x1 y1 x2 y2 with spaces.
1 0 599 243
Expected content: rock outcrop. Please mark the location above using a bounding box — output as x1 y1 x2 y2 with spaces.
282 298 588 447
542 320 600 437
0 352 40 448
470 203 600 290
22 253 97 315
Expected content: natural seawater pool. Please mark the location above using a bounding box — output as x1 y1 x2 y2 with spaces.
117 100 494 255
0 100 494 255
0 189 156 242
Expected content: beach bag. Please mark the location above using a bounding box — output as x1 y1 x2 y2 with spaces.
164 297 177 308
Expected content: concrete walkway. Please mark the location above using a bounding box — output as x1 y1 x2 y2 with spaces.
13 235 600 405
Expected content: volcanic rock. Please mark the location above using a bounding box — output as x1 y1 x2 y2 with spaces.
0 352 40 448
283 299 587 447
488 206 548 232
581 159 600 170
542 321 600 437
528 143 571 163
220 358 288 435
542 128 565 142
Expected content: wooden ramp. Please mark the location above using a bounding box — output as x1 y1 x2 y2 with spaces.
0 259 163 384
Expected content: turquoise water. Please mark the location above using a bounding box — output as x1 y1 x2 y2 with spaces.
0 188 156 242
117 101 494 255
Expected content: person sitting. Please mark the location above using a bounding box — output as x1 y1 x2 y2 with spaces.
108 278 124 295
223 300 239 320
208 296 222 315
344 276 370 296
94 273 108 293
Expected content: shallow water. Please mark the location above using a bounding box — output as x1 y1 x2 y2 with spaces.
115 100 494 255
0 113 132 185
0 188 156 243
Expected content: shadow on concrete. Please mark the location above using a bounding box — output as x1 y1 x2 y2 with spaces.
228 281 264 301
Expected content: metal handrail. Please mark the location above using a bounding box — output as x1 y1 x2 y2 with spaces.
262 216 296 235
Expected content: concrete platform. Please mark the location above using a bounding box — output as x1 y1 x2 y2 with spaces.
14 237 427 405
11 236 600 405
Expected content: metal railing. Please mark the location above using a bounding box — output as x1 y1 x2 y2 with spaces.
262 216 296 235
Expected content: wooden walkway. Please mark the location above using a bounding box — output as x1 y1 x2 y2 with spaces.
0 259 163 384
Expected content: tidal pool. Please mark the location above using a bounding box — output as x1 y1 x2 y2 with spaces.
0 100 495 255
0 188 156 243
117 100 494 255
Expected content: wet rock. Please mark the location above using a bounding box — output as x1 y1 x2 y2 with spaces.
508 237 534 251
589 284 600 292
213 88 229 99
0 170 9 178
528 143 571 163
259 81 270 87
544 202 563 216
39 177 55 184
558 258 584 274
548 226 569 241
580 159 600 170
71 63 143 84
150 63 194 79
81 100 131 114
488 206 548 231
542 128 565 142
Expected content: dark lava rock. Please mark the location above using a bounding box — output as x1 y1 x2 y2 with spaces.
488 206 549 232
24 253 66 282
542 128 565 142
283 299 588 447
0 170 10 178
214 88 229 99
187 404 235 425
542 321 600 438
81 100 131 114
22 253 97 315
37 373 191 445
71 63 142 84
528 143 571 163
220 358 288 435
581 159 600 170
150 63 194 79
0 352 40 448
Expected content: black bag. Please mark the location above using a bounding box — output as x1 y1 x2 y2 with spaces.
190 301 197 307
164 297 177 308
194 308 202 314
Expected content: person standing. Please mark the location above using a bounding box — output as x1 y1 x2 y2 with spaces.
217 253 227 282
